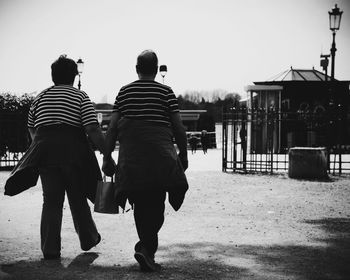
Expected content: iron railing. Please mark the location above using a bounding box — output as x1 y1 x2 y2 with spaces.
222 107 350 175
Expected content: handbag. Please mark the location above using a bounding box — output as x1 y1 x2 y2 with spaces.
94 175 119 214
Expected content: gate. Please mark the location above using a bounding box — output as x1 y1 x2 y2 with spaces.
222 107 350 175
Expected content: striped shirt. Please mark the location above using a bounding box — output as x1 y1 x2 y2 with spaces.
113 80 179 126
27 85 98 128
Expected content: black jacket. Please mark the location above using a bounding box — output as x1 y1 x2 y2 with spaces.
4 125 102 203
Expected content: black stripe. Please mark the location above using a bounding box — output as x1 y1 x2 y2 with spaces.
28 85 97 128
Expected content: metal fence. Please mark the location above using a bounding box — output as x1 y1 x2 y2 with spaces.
222 107 350 175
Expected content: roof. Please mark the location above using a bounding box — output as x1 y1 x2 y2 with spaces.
180 110 207 121
265 67 333 82
245 85 283 92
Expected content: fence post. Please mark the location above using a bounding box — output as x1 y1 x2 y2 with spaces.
241 110 247 171
269 108 274 174
232 109 237 171
222 107 227 172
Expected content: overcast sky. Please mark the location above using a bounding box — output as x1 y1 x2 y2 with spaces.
0 0 349 103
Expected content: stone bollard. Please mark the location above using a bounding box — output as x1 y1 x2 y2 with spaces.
288 147 328 179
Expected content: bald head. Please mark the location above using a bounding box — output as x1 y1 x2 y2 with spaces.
136 50 158 76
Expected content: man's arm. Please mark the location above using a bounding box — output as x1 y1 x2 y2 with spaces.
101 112 120 175
170 112 188 171
104 112 120 159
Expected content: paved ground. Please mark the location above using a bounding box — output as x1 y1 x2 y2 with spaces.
1 149 350 279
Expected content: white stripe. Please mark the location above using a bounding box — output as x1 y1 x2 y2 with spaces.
118 103 166 110
120 91 167 97
122 108 165 112
122 86 169 93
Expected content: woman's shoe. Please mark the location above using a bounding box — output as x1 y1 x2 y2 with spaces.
82 233 101 251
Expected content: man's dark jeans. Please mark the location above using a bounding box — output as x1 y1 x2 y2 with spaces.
130 190 166 258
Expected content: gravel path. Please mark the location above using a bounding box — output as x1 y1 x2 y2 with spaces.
1 149 350 279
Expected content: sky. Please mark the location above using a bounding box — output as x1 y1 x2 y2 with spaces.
0 0 349 103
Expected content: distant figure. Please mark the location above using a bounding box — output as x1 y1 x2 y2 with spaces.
5 55 106 260
188 134 199 154
200 130 209 154
240 123 247 169
239 124 247 148
103 50 188 272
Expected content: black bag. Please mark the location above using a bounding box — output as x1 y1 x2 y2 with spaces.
94 176 119 214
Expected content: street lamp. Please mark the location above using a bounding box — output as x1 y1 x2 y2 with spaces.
76 58 84 90
159 65 167 84
328 4 343 80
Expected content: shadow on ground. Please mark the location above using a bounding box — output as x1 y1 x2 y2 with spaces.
1 218 350 280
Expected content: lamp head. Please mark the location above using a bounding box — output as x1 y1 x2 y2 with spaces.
329 4 343 31
159 65 167 78
76 58 84 74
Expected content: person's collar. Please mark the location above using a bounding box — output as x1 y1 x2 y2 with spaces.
137 73 156 81
54 83 74 86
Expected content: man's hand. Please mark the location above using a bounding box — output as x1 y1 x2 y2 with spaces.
102 156 117 176
178 153 188 171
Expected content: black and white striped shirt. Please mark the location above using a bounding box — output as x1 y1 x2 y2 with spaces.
113 80 179 126
27 85 98 128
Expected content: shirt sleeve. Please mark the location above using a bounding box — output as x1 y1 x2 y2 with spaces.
112 88 123 113
81 95 98 126
167 88 179 113
112 96 119 113
27 104 35 128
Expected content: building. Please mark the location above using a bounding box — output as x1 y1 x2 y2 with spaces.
179 110 207 131
244 67 350 153
95 109 207 132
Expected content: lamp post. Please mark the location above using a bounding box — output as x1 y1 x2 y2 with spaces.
77 58 84 90
328 4 344 174
159 65 167 84
320 54 330 81
328 4 343 81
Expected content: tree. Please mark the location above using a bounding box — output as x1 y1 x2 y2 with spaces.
177 89 242 125
0 92 35 158
223 92 241 108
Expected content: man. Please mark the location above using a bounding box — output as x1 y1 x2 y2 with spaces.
188 133 199 154
103 50 188 272
200 130 209 154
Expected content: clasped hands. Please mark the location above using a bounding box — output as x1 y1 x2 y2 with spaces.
102 155 117 177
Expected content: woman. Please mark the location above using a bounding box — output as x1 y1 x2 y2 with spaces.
5 55 106 260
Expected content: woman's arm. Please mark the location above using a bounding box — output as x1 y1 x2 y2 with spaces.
28 127 36 141
84 123 107 155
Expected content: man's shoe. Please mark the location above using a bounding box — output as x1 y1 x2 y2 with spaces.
134 247 161 272
43 253 61 260
82 233 101 251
